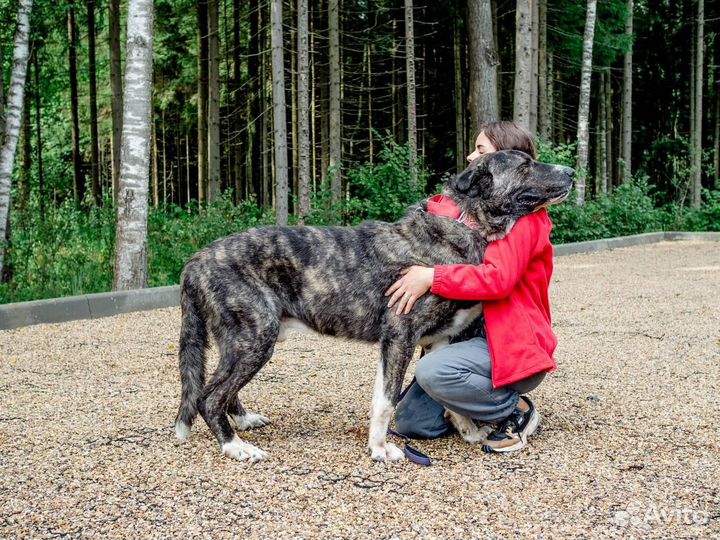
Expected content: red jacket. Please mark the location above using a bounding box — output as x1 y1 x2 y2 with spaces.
426 195 558 388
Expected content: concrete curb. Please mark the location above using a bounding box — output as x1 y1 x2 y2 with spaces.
1 231 718 331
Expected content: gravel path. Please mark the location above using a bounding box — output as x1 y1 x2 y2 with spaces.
1 240 719 540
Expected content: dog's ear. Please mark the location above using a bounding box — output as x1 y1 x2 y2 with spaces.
454 161 493 198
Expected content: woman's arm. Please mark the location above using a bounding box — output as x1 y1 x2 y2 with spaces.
385 212 542 312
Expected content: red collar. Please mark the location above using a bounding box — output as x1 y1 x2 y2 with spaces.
427 195 480 230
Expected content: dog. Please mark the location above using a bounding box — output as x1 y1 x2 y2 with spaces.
173 150 575 462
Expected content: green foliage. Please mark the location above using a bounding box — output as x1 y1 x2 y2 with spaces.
536 139 577 169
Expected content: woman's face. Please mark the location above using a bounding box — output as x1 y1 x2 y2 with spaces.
466 131 498 163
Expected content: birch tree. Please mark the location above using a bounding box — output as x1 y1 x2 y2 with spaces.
405 0 417 185
575 0 597 206
113 0 154 290
270 0 288 225
467 0 499 135
328 0 341 202
621 0 633 183
0 0 33 279
691 0 704 208
514 0 533 131
297 0 310 221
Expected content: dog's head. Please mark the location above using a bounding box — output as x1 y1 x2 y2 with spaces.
446 150 575 240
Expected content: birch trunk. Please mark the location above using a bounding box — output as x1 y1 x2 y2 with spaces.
530 0 539 134
109 0 123 204
328 0 341 202
405 0 417 185
113 0 154 290
574 0 597 206
270 0 288 225
467 0 499 135
691 0 704 208
297 0 310 221
0 0 33 279
596 70 608 194
621 0 633 183
207 0 221 203
513 0 532 131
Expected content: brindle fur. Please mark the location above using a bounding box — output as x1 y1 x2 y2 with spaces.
174 150 575 462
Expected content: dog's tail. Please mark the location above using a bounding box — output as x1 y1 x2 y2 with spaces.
174 272 209 441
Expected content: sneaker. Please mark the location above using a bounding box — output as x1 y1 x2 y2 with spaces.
481 396 540 453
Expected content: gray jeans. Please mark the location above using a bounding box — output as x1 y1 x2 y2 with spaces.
394 337 545 438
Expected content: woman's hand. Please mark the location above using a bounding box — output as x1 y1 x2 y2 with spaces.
385 265 435 315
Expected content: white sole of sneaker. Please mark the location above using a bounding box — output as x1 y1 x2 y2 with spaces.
483 410 541 454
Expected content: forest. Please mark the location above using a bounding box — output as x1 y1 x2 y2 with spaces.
0 0 719 303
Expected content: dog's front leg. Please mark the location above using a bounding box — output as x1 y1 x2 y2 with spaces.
368 336 415 462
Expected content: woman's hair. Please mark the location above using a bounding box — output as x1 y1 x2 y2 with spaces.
478 121 537 159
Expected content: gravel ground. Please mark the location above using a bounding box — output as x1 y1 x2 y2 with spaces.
1 240 719 540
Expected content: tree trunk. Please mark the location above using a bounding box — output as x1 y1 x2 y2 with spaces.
197 0 209 203
247 0 261 199
20 61 32 211
34 50 44 216
109 0 123 205
87 0 101 205
691 0 704 208
270 0 288 224
207 0 221 203
714 85 719 190
68 0 84 204
596 69 608 194
605 67 613 187
538 0 551 141
574 0 597 206
152 117 159 206
113 0 154 290
297 0 310 221
513 0 532 131
0 0 33 279
405 0 417 184
328 0 341 202
232 0 244 202
467 0 499 136
367 41 374 163
454 15 465 172
530 0 539 134
621 0 633 183
0 47 5 146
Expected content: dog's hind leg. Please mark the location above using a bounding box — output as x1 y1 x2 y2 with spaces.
199 317 280 462
368 333 417 462
227 396 271 431
174 284 209 442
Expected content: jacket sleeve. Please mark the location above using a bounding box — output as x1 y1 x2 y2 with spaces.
431 214 539 301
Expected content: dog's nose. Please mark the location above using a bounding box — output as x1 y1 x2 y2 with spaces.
562 166 576 179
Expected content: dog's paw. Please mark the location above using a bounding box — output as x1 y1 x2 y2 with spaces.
175 421 191 442
369 442 405 462
222 435 268 462
230 412 272 431
444 409 492 444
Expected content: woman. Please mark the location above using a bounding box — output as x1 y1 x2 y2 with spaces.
387 120 554 453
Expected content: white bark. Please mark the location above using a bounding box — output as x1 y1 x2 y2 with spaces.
574 0 597 206
270 0 288 225
691 0 704 208
328 0 341 202
621 0 633 183
113 0 154 290
297 0 310 221
0 0 33 278
513 0 532 131
405 0 417 185
467 0 499 134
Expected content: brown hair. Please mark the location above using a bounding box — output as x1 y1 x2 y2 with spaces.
478 121 536 159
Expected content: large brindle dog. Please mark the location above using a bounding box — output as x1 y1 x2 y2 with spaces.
174 150 575 462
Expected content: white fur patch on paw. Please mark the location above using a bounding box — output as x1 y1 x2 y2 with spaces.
229 412 272 431
222 435 268 462
445 409 492 444
175 421 191 442
369 442 405 462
